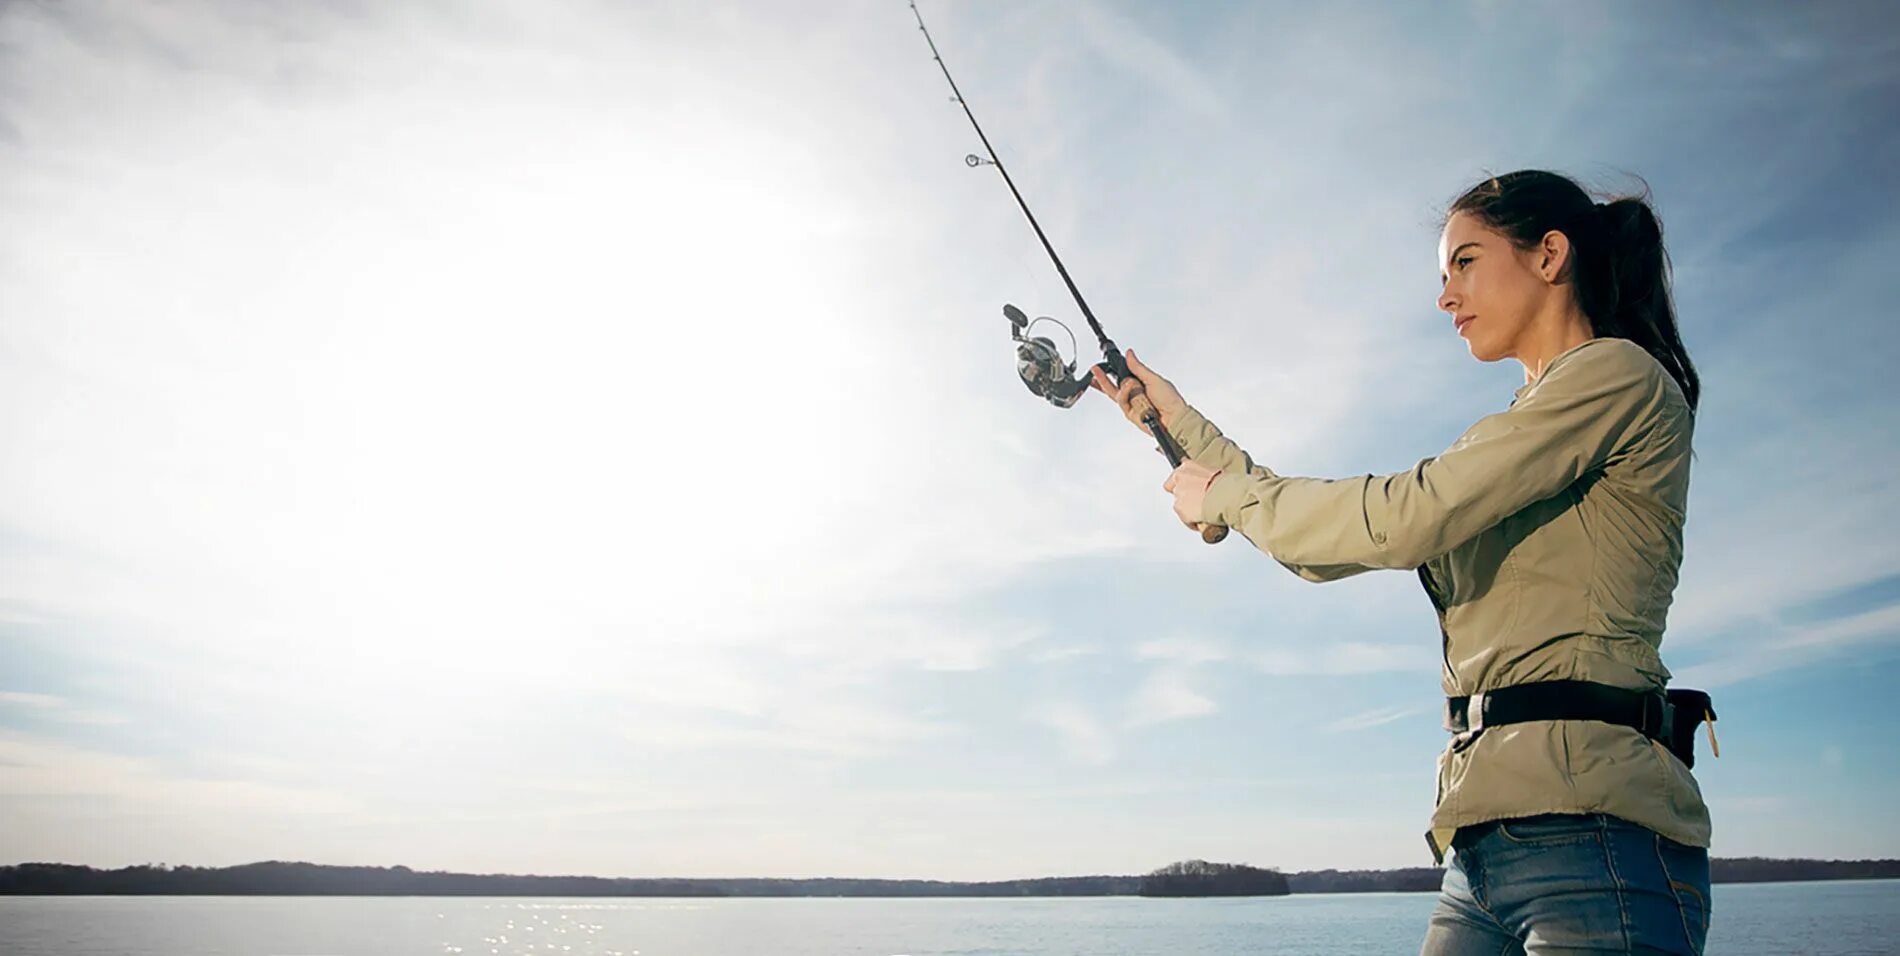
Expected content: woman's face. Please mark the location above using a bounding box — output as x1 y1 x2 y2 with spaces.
1436 211 1559 363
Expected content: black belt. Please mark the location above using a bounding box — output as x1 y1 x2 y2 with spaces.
1444 680 1716 768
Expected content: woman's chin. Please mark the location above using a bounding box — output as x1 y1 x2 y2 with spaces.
1465 338 1509 362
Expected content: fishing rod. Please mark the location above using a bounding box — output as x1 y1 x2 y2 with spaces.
908 0 1227 545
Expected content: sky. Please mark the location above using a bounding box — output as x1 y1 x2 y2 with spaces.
1 0 1897 882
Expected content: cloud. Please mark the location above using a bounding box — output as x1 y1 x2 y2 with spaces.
1027 699 1115 766
0 0 1131 751
0 731 358 815
1124 666 1217 727
1027 642 1102 663
1252 642 1424 676
620 698 958 759
1065 0 1228 121
1132 634 1230 664
0 690 127 726
1324 706 1420 734
1670 599 1900 690
1778 573 1900 628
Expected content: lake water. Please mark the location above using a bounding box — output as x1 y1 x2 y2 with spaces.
2 880 1895 955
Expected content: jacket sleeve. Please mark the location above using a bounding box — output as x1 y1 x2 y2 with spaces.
1165 406 1377 582
1189 340 1671 571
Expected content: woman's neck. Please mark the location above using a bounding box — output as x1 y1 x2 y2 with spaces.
1517 303 1597 384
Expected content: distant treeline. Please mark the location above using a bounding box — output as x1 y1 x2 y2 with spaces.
4 857 1897 897
1286 868 1445 894
1140 860 1289 897
0 862 1142 898
1710 858 1900 885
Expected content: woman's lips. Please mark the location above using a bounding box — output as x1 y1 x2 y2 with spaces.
1455 314 1476 334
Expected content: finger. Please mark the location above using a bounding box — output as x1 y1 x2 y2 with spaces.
1128 350 1169 393
1162 472 1177 493
1125 349 1153 384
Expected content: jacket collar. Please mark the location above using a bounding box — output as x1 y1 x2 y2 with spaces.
1514 337 1607 401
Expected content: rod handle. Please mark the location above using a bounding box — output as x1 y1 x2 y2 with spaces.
1126 386 1229 545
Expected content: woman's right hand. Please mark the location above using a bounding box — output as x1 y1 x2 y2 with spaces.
1088 349 1188 433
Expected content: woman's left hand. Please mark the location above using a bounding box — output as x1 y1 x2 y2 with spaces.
1163 460 1223 530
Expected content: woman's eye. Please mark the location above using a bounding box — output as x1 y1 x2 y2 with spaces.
1456 256 1474 269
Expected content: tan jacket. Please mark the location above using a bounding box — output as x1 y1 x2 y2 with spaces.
1166 337 1709 862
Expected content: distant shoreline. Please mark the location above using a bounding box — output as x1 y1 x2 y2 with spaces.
7 858 1900 897
6 880 1899 900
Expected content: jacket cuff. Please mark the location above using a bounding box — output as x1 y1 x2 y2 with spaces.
1201 471 1253 528
1166 405 1224 461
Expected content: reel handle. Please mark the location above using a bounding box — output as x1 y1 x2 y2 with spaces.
1124 382 1229 545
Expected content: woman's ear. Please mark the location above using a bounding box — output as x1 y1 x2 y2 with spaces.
1538 229 1573 283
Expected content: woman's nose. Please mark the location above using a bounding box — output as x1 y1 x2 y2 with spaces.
1437 286 1458 313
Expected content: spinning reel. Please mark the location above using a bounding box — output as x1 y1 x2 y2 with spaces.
1006 303 1092 408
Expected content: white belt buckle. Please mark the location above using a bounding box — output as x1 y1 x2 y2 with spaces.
1468 691 1486 732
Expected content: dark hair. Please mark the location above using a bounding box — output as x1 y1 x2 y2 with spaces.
1448 170 1700 412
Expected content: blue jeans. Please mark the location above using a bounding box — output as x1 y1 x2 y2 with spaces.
1419 813 1711 955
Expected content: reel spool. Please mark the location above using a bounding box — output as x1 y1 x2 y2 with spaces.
1005 303 1090 408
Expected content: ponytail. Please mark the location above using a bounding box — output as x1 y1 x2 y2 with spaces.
1593 198 1700 411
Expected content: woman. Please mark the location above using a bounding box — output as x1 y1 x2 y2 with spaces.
1092 170 1712 955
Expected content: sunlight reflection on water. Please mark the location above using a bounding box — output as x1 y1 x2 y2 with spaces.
0 882 1895 956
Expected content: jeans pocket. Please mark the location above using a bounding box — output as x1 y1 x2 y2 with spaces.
1655 835 1712 954
1665 878 1710 953
1495 813 1602 845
